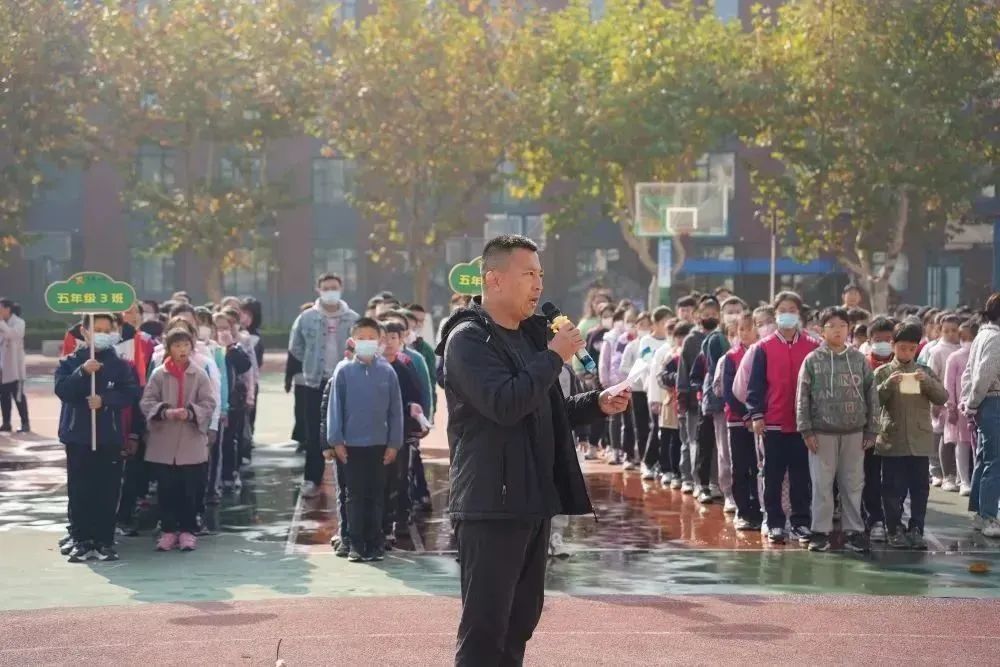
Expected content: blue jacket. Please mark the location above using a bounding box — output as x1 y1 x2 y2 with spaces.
288 301 360 389
55 347 141 451
325 357 404 449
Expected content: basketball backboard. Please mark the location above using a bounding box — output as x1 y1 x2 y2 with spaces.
634 182 729 238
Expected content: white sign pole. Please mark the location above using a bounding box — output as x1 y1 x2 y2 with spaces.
89 313 97 452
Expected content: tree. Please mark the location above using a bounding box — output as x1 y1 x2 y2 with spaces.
510 0 746 304
318 0 524 305
86 0 324 301
744 0 1000 312
0 1 95 262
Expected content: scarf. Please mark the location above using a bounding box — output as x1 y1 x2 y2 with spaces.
164 358 188 408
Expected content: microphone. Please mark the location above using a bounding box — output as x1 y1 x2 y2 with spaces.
541 301 598 375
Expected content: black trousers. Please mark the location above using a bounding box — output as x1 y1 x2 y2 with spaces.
862 449 884 527
658 427 681 476
345 445 387 554
383 440 413 534
409 446 430 504
292 383 308 443
763 431 811 530
154 462 206 534
302 385 327 485
455 518 550 667
729 426 762 523
629 391 652 461
222 410 245 483
695 413 718 489
335 458 349 541
881 455 929 534
117 437 149 524
0 380 28 427
66 445 122 546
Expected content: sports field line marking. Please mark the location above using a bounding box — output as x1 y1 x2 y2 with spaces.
283 488 306 556
4 629 998 654
307 545 1000 556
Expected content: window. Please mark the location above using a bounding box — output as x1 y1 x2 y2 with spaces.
714 0 740 23
927 265 961 309
312 158 353 204
138 144 175 188
312 247 358 290
220 156 262 188
224 248 271 296
130 249 175 296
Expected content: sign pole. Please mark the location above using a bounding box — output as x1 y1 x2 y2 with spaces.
769 211 778 302
89 313 97 452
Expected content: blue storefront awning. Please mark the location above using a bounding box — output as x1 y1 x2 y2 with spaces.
679 258 839 275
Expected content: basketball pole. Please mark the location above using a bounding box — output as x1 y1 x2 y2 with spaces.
769 211 777 302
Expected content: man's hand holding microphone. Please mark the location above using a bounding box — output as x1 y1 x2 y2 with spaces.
548 320 630 416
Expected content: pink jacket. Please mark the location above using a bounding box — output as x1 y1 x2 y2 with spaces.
944 345 972 445
928 341 961 434
732 342 759 405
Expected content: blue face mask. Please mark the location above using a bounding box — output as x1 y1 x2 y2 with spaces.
776 313 800 330
354 340 379 359
93 332 120 351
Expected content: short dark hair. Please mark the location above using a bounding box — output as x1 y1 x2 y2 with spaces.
635 310 652 326
407 303 426 314
940 313 963 327
869 316 896 335
960 317 980 337
399 309 418 324
0 298 13 311
652 306 673 323
984 293 1000 323
612 308 628 323
893 322 923 344
316 273 343 288
367 297 383 309
698 296 720 309
481 235 538 274
853 323 868 337
81 313 115 328
142 299 160 314
673 322 694 339
773 291 803 311
847 308 871 323
599 304 616 318
753 305 775 320
720 296 747 310
166 317 197 337
676 296 697 309
820 307 850 327
843 283 864 296
164 327 194 349
169 303 196 318
352 317 382 335
384 321 407 337
713 286 732 297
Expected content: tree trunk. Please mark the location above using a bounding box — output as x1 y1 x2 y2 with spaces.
867 277 890 314
412 253 431 307
204 261 224 304
840 187 910 315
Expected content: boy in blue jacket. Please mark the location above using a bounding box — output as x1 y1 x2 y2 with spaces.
55 314 140 563
324 318 404 563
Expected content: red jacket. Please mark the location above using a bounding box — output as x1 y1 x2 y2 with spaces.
746 331 820 433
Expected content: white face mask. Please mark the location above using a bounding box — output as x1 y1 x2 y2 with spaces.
776 313 800 330
871 341 893 358
354 340 378 359
320 290 341 305
93 332 120 351
197 326 213 342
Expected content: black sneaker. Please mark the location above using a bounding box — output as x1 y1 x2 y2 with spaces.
335 540 351 558
907 528 928 551
369 547 386 562
887 531 909 549
16 423 30 434
67 542 95 563
95 545 119 562
347 548 364 563
59 538 77 556
790 525 812 545
0 423 11 433
844 532 870 554
768 528 786 544
807 533 830 552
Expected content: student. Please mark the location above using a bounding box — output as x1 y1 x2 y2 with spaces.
142 328 218 552
211 312 253 496
723 313 762 530
866 317 896 370
289 274 360 498
0 298 28 433
600 308 635 465
946 318 977 497
675 295 698 325
656 321 692 490
852 324 868 351
619 311 653 470
961 295 1000 538
139 299 164 340
731 306 776 406
703 296 745 509
582 304 615 460
747 292 820 545
403 307 438 415
862 316 896 540
842 284 865 310
324 318 404 562
637 307 673 478
796 307 878 553
675 297 715 496
685 297 724 503
56 314 140 562
874 322 949 549
927 314 963 492
286 302 315 452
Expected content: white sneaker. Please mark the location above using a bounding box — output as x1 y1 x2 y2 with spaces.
623 460 638 471
300 481 320 499
697 490 714 504
709 485 724 500
681 481 695 494
972 514 986 532
233 473 243 491
723 499 738 514
983 518 1000 538
941 477 959 493
670 478 683 490
659 473 672 486
549 532 571 558
869 521 887 543
584 444 599 461
931 476 943 488
960 484 972 497
641 465 657 480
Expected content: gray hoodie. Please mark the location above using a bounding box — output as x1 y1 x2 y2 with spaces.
796 343 878 438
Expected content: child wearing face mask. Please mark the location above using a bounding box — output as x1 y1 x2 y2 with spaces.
56 314 141 563
210 311 253 498
946 318 978 496
928 314 963 492
619 311 653 470
600 308 634 465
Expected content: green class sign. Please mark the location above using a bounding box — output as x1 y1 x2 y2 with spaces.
45 272 138 314
448 256 483 296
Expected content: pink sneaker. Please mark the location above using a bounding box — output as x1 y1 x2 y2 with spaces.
156 532 178 551
178 532 197 551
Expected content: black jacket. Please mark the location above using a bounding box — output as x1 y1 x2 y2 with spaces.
55 347 141 451
436 299 604 520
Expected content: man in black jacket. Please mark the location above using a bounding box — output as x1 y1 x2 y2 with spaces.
438 235 631 667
